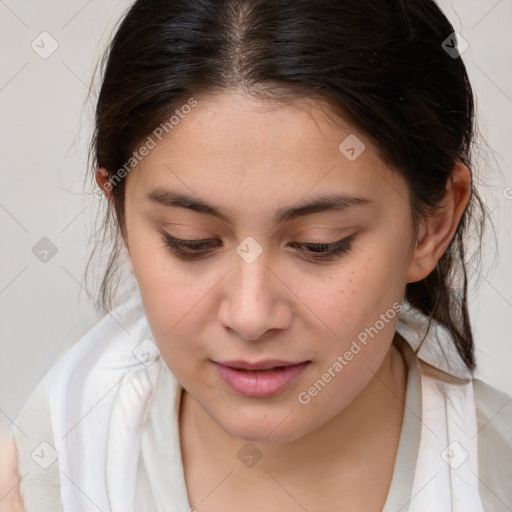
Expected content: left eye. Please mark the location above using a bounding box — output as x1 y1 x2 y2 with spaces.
161 233 356 262
289 234 356 261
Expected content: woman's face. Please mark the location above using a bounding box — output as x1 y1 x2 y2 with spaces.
123 90 417 443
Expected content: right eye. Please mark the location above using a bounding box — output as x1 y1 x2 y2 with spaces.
161 233 221 260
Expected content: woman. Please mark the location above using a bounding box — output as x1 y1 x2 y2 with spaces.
2 0 511 511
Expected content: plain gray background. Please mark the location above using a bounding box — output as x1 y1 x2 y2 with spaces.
1 0 511 437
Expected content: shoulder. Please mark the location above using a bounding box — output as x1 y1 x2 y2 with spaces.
472 377 512 511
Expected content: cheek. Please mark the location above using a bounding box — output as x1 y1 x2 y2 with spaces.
347 226 412 298
126 217 215 335
135 263 210 386
297 318 398 420
294 268 403 415
135 263 214 343
300 244 407 331
296 237 408 371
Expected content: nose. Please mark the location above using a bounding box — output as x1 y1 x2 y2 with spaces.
217 250 292 341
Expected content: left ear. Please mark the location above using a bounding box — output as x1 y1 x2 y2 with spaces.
406 162 471 283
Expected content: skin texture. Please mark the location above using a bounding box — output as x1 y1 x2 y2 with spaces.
85 89 470 511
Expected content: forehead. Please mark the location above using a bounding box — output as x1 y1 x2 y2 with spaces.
150 91 358 160
127 90 409 215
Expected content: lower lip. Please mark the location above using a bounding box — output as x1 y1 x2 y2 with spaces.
213 361 310 398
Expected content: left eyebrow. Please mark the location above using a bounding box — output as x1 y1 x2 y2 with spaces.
145 188 373 225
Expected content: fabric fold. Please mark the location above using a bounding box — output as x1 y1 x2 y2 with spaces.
396 302 483 512
48 291 163 511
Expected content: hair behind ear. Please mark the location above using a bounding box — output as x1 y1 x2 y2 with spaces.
405 163 483 370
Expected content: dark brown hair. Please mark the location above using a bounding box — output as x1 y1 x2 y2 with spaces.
85 0 487 370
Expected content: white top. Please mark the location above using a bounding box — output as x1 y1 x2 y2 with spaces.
12 291 512 511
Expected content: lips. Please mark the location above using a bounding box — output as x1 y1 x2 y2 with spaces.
212 359 311 398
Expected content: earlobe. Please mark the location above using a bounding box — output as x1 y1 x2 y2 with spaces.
406 162 471 283
95 168 114 203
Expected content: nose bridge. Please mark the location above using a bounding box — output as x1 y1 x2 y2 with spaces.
233 242 274 309
237 254 270 294
233 234 271 292
220 238 289 340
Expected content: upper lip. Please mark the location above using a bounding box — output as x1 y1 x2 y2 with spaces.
214 359 309 371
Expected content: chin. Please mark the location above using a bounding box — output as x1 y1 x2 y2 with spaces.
218 414 307 445
231 429 301 445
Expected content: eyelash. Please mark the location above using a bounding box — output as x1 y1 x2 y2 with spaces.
161 233 356 262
